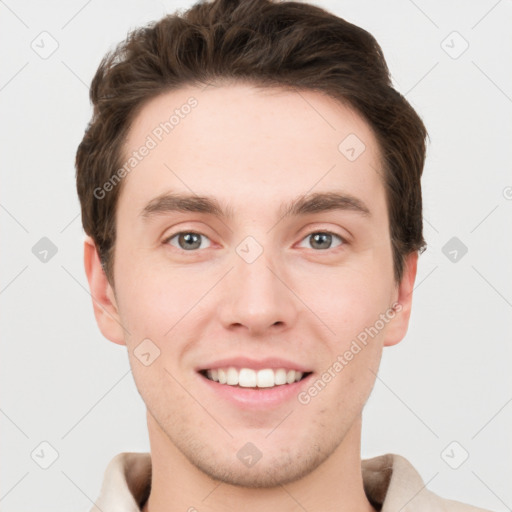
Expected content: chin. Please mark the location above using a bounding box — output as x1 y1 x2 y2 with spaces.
194 455 317 489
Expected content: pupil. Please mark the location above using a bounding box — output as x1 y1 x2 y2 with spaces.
312 233 331 249
181 233 200 250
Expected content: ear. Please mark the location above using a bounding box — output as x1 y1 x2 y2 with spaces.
83 236 126 346
383 251 418 347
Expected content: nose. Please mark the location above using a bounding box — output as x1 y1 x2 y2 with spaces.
217 247 299 336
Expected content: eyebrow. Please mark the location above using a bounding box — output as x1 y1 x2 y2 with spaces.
141 190 371 221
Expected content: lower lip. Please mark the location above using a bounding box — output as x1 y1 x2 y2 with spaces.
198 372 314 410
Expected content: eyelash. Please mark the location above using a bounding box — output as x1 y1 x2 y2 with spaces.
164 230 347 252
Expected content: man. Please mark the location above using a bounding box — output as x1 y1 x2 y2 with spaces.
76 0 493 510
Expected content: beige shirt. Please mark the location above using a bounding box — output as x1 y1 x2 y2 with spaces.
88 452 493 511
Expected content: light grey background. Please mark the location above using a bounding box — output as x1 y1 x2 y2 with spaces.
1 1 511 511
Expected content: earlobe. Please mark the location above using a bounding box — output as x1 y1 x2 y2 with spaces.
83 236 126 345
383 251 418 347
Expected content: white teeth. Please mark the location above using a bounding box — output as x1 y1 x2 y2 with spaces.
218 368 227 384
274 368 287 385
239 368 257 387
226 367 239 385
204 367 306 388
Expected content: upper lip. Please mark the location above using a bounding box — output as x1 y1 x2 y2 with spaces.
196 356 312 373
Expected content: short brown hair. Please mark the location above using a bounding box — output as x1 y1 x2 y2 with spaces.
76 0 427 285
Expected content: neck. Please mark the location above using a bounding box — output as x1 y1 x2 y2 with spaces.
142 412 375 512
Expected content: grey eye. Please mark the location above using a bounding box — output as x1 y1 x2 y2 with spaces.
167 232 211 251
299 232 344 250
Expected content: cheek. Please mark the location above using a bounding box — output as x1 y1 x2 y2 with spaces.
301 263 389 335
113 258 179 343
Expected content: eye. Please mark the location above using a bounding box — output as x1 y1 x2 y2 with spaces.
164 230 345 252
298 231 345 251
165 231 212 251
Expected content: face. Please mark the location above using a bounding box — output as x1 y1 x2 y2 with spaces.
86 83 417 487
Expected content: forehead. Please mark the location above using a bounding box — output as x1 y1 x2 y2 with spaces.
118 83 386 221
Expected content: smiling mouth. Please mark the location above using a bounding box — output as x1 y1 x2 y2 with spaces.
198 368 313 388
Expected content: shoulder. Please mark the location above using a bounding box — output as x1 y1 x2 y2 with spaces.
89 452 152 512
362 453 495 512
